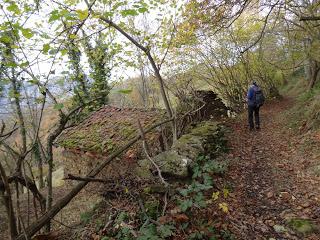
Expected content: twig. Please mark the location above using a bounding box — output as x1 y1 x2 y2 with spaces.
0 122 18 140
17 215 28 240
63 174 114 183
241 0 280 54
300 16 320 21
137 120 168 187
162 190 168 216
52 218 78 229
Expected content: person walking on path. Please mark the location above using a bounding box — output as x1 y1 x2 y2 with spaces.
247 81 265 130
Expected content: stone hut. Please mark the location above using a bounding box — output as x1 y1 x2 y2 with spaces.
56 106 169 178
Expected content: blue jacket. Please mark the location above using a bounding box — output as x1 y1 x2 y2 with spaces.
247 84 259 107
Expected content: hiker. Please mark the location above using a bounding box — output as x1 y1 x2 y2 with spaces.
247 81 265 130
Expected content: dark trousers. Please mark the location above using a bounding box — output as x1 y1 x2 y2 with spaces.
248 105 260 129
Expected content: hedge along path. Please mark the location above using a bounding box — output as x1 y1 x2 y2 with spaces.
16 118 174 240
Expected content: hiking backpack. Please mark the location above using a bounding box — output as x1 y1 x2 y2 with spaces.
254 87 265 107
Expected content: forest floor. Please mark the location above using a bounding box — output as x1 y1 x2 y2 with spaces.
222 97 320 239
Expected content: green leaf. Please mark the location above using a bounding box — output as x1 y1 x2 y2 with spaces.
4 62 18 67
21 28 34 39
7 3 21 15
69 34 77 39
39 86 46 95
60 49 68 56
179 199 193 212
35 98 44 104
223 188 229 198
157 224 175 238
54 103 64 110
49 10 61 22
179 189 189 197
115 212 128 224
120 9 139 17
112 2 126 10
19 61 29 68
60 9 70 18
118 89 132 94
76 9 88 21
138 7 148 13
9 90 20 98
28 79 39 85
42 43 50 54
194 193 207 208
0 36 12 44
138 224 161 240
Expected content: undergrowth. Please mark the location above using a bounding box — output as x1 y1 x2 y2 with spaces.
79 154 233 240
281 68 320 131
73 125 234 240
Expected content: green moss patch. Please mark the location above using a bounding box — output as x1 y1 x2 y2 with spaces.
287 218 318 235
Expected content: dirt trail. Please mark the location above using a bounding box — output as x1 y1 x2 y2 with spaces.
224 98 320 240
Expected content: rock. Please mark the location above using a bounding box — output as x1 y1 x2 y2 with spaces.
136 121 223 179
136 151 191 179
280 192 291 201
301 202 311 208
135 159 153 179
267 191 274 198
273 224 287 233
153 150 191 178
172 135 204 160
265 220 275 227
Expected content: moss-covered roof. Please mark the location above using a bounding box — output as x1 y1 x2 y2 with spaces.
56 106 166 154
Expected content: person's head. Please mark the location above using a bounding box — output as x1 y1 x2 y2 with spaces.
252 81 257 86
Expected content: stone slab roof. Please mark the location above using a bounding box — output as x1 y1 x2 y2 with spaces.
56 106 167 155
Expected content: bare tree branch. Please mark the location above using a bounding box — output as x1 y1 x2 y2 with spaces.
137 120 168 187
241 1 280 54
300 16 320 21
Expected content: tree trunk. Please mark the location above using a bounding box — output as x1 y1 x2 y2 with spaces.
34 140 44 189
99 17 177 142
308 61 320 90
0 161 18 239
45 136 54 232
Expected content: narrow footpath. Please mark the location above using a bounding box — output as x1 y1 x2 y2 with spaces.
223 98 320 240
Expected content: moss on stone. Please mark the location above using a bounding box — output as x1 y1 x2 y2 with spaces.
190 121 219 137
310 164 320 177
134 121 226 179
153 150 191 178
57 106 166 155
287 218 318 235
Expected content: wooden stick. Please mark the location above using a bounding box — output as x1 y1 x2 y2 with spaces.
137 120 168 187
63 174 114 183
300 16 320 21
